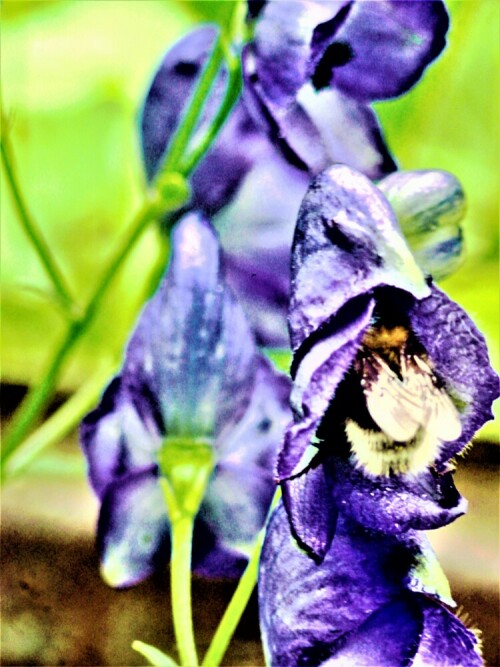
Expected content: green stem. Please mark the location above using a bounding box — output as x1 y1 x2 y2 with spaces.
159 36 224 174
1 125 75 314
2 360 116 480
179 54 242 177
159 443 213 667
1 200 159 465
1 319 83 465
201 489 281 667
178 2 245 178
169 512 199 667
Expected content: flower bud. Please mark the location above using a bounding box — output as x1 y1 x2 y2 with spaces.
379 170 466 280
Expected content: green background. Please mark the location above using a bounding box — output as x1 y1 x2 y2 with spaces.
1 0 498 438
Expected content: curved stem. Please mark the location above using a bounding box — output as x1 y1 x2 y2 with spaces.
1 124 75 314
201 489 281 667
1 200 159 465
1 319 83 465
2 360 116 479
158 443 213 667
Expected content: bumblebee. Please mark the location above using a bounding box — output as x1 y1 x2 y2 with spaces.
319 319 462 477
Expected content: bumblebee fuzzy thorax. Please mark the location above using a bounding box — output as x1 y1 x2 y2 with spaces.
323 321 462 477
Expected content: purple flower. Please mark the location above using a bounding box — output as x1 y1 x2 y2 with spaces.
259 501 483 667
80 212 290 587
279 165 499 559
140 21 407 345
244 0 448 176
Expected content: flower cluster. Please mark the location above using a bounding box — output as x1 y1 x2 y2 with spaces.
80 1 498 665
140 0 450 346
259 165 498 665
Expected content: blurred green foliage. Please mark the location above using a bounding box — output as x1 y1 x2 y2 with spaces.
1 1 498 436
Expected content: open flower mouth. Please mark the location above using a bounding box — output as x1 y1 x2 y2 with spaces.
315 293 462 479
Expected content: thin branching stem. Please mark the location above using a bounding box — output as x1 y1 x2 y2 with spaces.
1 122 75 314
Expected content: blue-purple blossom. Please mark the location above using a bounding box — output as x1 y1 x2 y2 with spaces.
244 0 449 177
259 502 483 667
80 212 290 587
140 21 406 345
279 165 499 559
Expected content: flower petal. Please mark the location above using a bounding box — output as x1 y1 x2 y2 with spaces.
98 468 169 588
281 460 338 561
123 212 257 439
260 503 427 666
414 596 483 667
197 461 275 570
216 356 291 467
322 592 482 667
289 165 429 351
327 457 467 533
410 285 500 464
259 503 480 666
276 297 374 557
244 60 396 180
80 378 163 498
331 1 449 102
379 170 466 280
294 85 397 178
215 145 310 346
250 0 351 108
322 595 423 666
141 27 265 215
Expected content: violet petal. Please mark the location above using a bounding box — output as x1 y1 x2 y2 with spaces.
410 285 500 464
98 468 169 588
216 356 291 468
259 503 481 666
327 457 467 533
414 595 483 667
259 504 422 666
215 145 310 346
322 595 423 666
243 59 396 180
289 165 429 351
331 0 449 102
251 0 351 108
199 461 275 562
80 378 163 498
123 213 257 440
281 460 338 561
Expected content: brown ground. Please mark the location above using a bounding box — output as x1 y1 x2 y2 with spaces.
1 414 498 666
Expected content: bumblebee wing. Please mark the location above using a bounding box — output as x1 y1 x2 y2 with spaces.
363 355 426 442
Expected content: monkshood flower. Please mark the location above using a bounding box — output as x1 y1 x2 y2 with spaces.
279 165 499 559
259 502 483 667
80 212 290 587
141 24 401 345
244 0 448 177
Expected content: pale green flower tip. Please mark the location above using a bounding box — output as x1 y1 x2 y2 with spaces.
409 546 455 608
100 551 129 589
379 170 466 280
